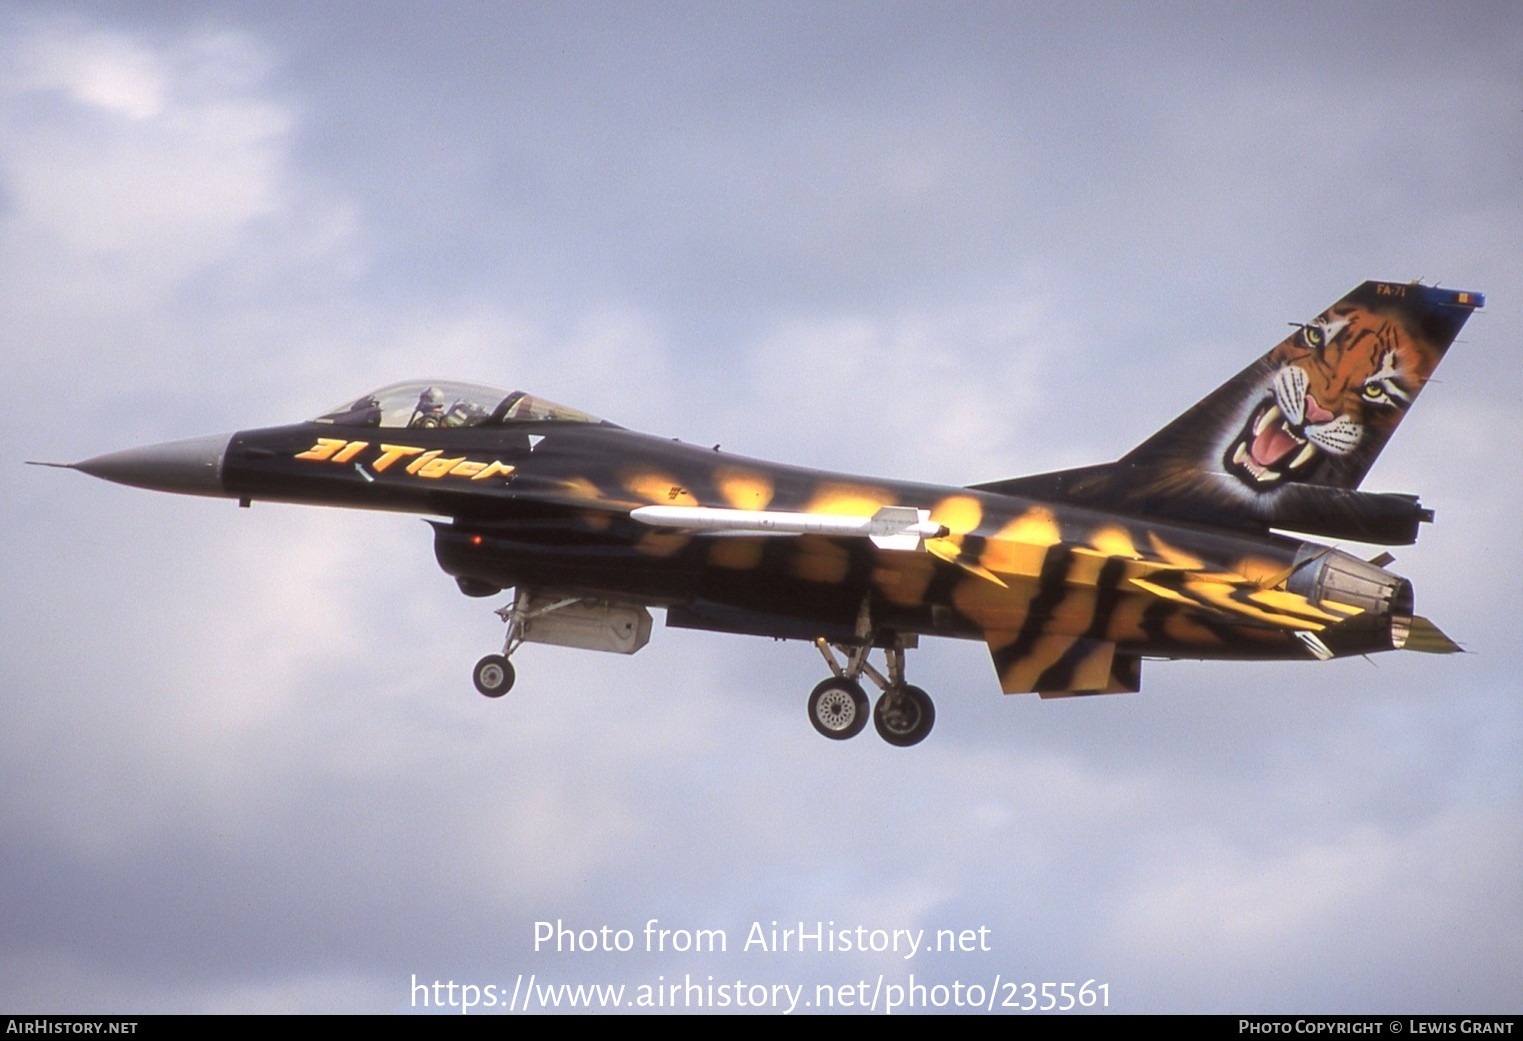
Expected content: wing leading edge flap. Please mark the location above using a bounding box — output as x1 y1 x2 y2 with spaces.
985 631 1141 696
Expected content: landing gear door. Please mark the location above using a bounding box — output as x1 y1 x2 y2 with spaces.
517 592 653 655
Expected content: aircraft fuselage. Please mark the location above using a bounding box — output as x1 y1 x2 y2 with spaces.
219 419 1406 683
50 280 1477 743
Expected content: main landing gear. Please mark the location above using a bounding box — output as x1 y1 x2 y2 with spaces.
808 602 936 747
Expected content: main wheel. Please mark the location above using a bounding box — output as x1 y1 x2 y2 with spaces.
874 684 935 747
808 678 869 740
473 654 515 697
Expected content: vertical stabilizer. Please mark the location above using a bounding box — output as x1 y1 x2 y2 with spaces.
1123 281 1479 492
972 282 1482 542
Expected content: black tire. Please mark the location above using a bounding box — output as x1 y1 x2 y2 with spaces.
473 654 515 698
808 678 869 740
874 684 935 747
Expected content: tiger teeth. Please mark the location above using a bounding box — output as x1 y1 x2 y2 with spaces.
1233 443 1249 466
1254 405 1281 437
1291 443 1317 470
1257 470 1281 483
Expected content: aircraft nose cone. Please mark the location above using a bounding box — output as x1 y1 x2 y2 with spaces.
72 432 234 497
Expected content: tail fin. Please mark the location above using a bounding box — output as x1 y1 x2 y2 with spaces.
973 281 1483 544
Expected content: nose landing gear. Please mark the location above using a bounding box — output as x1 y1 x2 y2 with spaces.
470 589 579 699
472 654 515 697
469 589 655 699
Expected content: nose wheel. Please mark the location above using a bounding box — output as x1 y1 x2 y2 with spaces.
473 654 515 697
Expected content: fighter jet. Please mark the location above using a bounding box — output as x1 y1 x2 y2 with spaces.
42 280 1480 746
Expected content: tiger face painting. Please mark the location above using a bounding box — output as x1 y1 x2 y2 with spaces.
1223 303 1442 491
970 281 1476 547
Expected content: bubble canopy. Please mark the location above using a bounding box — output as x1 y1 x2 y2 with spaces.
312 381 605 429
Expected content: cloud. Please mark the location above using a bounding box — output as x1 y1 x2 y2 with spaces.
2 3 1519 1015
1112 806 1522 1009
0 17 367 422
725 296 1062 483
2 24 288 295
13 23 169 119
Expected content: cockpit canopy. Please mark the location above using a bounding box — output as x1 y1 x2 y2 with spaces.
312 381 606 430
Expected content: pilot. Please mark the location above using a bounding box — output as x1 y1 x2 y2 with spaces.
410 386 447 428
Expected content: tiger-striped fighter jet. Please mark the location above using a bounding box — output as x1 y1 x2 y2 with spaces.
48 281 1480 746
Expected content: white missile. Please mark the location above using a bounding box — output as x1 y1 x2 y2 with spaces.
630 504 950 550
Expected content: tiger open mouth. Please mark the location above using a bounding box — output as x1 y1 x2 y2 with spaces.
1225 396 1321 487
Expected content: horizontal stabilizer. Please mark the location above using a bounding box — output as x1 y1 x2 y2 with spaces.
1403 615 1463 654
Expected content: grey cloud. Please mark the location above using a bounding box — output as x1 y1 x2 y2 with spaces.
3 1 1520 1013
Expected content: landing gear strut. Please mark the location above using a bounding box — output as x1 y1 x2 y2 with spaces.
809 600 936 746
471 589 581 699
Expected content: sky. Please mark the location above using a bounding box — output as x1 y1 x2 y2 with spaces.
2 0 1520 1015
